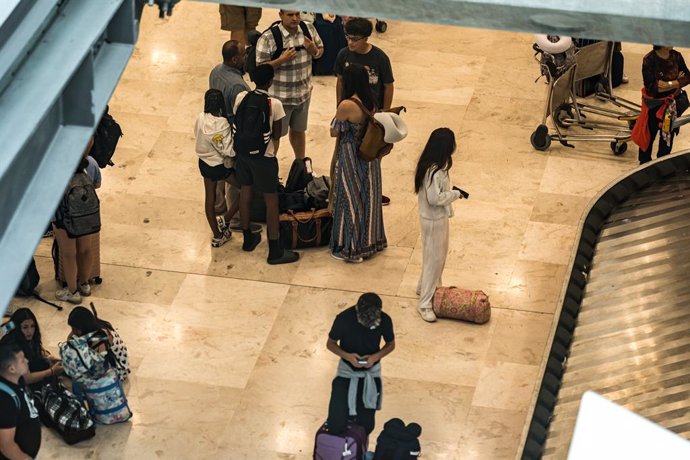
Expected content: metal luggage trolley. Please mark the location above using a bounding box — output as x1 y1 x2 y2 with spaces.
530 41 634 153
558 41 640 132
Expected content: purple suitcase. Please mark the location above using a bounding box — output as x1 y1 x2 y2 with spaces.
314 422 368 460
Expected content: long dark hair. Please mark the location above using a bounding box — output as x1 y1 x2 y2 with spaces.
204 89 227 118
68 303 114 336
341 64 376 112
414 128 456 194
2 308 43 360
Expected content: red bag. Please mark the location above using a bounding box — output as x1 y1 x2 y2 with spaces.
432 287 491 324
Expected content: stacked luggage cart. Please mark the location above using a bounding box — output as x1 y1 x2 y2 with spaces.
530 39 640 154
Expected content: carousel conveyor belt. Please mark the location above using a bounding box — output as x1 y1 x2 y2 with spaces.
519 152 690 459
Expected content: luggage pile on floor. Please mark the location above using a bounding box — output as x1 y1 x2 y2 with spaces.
279 157 333 250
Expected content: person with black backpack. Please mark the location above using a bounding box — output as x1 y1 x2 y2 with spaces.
233 65 299 265
52 139 101 304
254 10 323 160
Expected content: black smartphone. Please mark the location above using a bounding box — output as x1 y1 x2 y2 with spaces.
453 186 469 199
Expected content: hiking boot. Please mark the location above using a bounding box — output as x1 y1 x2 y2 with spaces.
211 228 232 248
242 231 262 251
56 289 82 304
78 283 91 296
417 307 437 323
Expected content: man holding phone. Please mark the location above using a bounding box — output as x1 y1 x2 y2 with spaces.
255 9 324 160
325 293 396 435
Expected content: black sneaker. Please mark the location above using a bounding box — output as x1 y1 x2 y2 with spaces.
267 249 300 265
382 195 391 206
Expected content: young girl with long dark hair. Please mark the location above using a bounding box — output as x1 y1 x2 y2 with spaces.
414 128 465 322
329 63 387 262
0 308 63 387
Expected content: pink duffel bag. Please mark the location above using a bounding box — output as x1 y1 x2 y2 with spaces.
432 287 491 324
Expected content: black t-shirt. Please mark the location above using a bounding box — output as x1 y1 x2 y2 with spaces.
0 376 41 460
334 45 394 110
329 306 395 370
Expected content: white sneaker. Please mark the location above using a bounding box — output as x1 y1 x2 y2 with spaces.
78 283 91 296
417 307 437 322
56 289 82 304
211 228 232 248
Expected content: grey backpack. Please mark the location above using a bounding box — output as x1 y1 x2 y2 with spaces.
306 176 331 210
57 173 101 238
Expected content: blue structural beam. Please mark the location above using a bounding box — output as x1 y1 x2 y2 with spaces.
210 0 690 47
0 0 137 314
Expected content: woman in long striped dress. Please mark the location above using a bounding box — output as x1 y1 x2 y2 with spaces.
329 63 387 263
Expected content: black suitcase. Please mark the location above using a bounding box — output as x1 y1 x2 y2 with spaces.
312 14 347 76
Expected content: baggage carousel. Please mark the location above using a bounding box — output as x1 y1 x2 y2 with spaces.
520 151 690 459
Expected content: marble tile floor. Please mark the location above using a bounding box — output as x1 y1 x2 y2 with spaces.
9 3 690 459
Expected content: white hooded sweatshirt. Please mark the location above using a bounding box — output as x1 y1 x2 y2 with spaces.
194 113 234 167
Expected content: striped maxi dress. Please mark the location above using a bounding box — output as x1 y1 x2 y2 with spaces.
329 119 387 259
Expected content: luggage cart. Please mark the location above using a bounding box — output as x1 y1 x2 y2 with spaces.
530 62 631 153
556 41 640 132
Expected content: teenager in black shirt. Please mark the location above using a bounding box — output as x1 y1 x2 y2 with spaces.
326 292 396 434
0 345 41 460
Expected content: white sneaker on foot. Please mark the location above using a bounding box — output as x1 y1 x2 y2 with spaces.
417 307 437 322
211 228 232 248
56 289 82 304
78 283 91 296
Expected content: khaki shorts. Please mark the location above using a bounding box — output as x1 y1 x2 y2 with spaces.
219 5 262 31
280 97 311 137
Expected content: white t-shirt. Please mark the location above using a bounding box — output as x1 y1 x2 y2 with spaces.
233 89 286 158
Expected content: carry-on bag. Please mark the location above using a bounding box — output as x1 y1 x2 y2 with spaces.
279 209 332 249
35 381 96 445
373 418 421 460
314 422 368 460
74 367 132 425
432 287 491 324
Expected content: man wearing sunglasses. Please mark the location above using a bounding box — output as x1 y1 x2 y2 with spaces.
334 17 395 205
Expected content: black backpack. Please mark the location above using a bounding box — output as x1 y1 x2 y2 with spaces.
56 173 101 238
374 418 422 460
89 106 123 168
245 20 312 79
285 157 313 193
15 258 63 311
232 91 272 156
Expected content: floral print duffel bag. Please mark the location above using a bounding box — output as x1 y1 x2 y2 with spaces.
432 287 491 324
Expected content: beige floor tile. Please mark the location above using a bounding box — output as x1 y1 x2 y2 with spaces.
518 221 578 265
471 362 540 411
457 406 528 460
127 156 200 201
485 309 554 365
539 155 633 197
110 111 170 153
110 78 186 117
167 273 289 330
530 192 592 226
376 376 475 443
291 246 412 296
502 260 568 313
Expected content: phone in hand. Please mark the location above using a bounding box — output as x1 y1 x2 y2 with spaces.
452 186 469 199
356 357 369 365
0 321 15 335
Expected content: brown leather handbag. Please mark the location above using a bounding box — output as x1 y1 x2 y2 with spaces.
350 98 406 162
279 209 333 249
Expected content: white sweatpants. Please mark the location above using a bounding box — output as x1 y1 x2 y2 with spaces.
417 217 450 311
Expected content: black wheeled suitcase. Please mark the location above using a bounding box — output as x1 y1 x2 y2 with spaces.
312 14 347 76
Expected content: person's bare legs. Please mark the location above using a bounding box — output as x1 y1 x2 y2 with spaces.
204 178 222 239
75 234 95 286
289 129 306 159
230 29 247 50
263 192 279 240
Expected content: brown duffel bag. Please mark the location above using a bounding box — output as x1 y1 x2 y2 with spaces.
279 209 333 249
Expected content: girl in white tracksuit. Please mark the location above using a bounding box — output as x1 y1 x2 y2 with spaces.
414 128 465 322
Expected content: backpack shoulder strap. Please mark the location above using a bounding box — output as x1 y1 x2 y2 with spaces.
270 23 283 60
348 97 373 118
298 21 312 40
0 381 20 410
